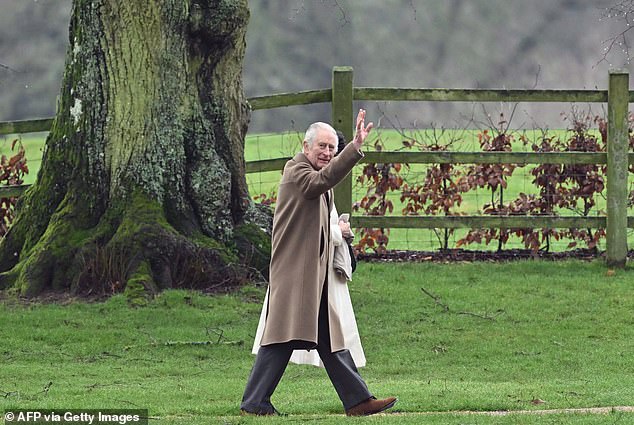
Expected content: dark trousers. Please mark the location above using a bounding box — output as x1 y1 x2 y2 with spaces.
241 284 372 413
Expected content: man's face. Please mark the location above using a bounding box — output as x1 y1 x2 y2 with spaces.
303 129 337 170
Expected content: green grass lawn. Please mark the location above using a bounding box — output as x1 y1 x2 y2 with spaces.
1 260 633 424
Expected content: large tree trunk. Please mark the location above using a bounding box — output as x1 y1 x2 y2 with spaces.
0 0 271 297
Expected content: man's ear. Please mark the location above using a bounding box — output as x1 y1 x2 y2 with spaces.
302 140 308 153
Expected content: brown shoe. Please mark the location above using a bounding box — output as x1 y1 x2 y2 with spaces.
346 396 397 416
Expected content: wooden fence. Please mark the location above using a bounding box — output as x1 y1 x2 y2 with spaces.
0 67 631 266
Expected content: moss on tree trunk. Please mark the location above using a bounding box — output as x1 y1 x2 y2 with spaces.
0 0 271 297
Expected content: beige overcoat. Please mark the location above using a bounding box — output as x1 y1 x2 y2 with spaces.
260 142 363 350
252 205 367 367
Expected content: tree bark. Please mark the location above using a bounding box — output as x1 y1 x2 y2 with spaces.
0 0 271 297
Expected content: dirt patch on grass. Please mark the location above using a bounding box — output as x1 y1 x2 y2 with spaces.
0 289 104 305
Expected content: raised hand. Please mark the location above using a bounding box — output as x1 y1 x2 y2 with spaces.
352 109 373 150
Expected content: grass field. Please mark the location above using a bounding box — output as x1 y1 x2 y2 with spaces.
1 260 633 424
3 128 631 252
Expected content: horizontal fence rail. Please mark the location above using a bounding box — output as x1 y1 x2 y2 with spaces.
0 185 30 197
1 67 631 265
248 89 331 110
0 118 53 135
362 151 612 165
353 88 609 103
245 152 634 172
0 89 620 136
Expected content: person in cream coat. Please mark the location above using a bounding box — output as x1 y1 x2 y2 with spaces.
252 203 366 368
240 111 396 416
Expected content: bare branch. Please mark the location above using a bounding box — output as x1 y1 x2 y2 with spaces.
420 287 449 312
289 0 307 22
421 287 504 321
532 64 542 89
331 0 351 26
599 0 634 64
409 0 417 21
0 63 19 73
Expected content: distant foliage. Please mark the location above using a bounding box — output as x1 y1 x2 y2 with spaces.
253 191 277 208
352 137 401 254
251 111 623 254
0 139 28 236
457 112 607 252
399 129 469 250
457 117 517 251
351 112 613 254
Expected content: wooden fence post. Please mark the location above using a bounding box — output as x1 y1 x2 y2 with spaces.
332 66 354 214
606 69 629 268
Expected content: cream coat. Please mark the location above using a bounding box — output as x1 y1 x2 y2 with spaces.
259 143 363 350
252 205 366 367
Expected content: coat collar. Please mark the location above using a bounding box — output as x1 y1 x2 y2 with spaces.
292 152 332 209
294 152 319 171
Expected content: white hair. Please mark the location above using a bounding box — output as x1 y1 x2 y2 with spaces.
304 122 337 149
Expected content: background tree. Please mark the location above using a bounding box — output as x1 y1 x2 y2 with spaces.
601 0 634 63
0 0 622 132
0 0 271 297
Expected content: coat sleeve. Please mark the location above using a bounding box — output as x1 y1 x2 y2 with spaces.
292 143 363 199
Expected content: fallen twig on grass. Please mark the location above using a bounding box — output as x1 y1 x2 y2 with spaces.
164 340 244 347
420 287 449 312
123 338 244 351
421 287 504 321
1 389 19 398
206 327 229 344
